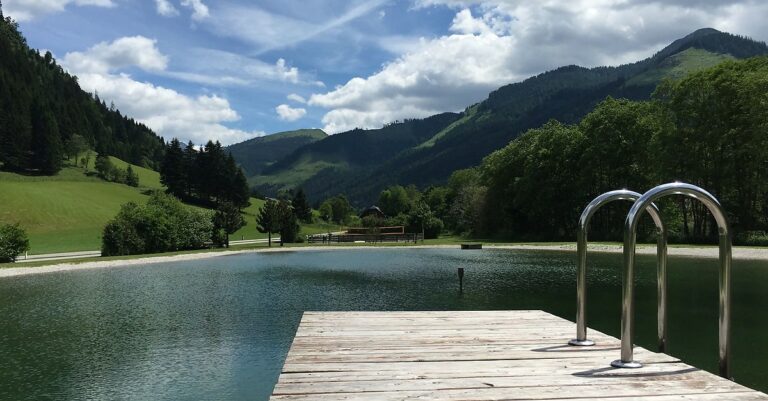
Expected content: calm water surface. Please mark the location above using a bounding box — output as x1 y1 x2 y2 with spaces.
1 248 767 400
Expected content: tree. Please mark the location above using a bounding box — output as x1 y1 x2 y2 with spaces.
161 138 186 198
94 154 114 180
292 188 313 223
378 185 412 216
30 104 63 174
64 134 89 162
102 192 214 256
224 152 250 208
183 141 197 198
318 201 333 223
213 201 245 248
277 200 299 245
326 195 353 224
256 199 280 247
125 165 139 187
0 223 30 263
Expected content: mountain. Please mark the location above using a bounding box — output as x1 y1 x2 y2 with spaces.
237 28 768 205
226 129 327 177
0 12 165 173
250 113 460 196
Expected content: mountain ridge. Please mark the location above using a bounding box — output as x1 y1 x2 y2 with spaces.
235 28 768 205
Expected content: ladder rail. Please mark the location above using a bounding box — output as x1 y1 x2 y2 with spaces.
569 190 668 350
611 182 732 379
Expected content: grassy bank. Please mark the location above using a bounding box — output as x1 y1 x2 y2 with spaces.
0 158 269 254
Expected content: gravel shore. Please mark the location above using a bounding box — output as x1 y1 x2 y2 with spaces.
1 243 765 278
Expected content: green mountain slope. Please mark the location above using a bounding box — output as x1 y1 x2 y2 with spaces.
0 13 165 172
226 129 327 176
250 113 461 196
246 28 768 206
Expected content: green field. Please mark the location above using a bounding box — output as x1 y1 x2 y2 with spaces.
0 158 270 254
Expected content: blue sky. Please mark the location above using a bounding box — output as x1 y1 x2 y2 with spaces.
4 0 768 145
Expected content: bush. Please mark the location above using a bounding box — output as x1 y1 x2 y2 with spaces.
0 223 30 263
102 192 214 256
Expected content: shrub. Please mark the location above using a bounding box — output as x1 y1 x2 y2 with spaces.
0 223 30 263
102 193 213 256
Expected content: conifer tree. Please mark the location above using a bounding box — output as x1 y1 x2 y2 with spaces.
256 199 280 247
160 138 185 197
292 188 313 223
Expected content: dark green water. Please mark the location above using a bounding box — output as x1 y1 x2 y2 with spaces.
0 248 767 400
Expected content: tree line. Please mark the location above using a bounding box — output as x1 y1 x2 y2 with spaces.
160 138 250 209
440 56 768 243
280 56 768 245
0 11 165 175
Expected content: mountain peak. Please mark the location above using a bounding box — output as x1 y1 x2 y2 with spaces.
687 27 722 38
654 27 768 61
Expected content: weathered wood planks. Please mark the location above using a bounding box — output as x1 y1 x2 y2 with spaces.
271 310 768 400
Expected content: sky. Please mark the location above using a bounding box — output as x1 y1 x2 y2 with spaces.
4 0 768 145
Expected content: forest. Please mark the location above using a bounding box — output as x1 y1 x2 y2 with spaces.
0 11 165 175
444 56 768 243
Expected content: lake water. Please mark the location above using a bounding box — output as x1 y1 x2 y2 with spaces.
1 248 767 400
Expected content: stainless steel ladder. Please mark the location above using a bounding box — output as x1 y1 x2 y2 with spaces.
569 190 668 349
574 183 733 379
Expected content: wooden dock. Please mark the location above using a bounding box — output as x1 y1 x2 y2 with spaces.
271 310 768 400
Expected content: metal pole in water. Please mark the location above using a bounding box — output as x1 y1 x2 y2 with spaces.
458 267 464 292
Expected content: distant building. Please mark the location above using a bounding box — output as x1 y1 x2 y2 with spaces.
360 206 385 219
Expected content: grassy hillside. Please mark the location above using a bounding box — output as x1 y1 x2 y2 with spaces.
108 156 163 189
0 159 270 254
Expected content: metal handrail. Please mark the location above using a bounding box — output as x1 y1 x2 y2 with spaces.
611 182 732 380
569 190 668 349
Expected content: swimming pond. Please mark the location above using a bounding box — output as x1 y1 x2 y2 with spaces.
0 248 766 400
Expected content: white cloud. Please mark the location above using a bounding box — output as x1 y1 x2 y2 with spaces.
181 0 209 20
450 9 492 35
309 33 518 133
3 0 114 21
154 0 179 17
275 104 307 121
166 49 324 88
62 37 262 145
308 0 768 133
205 0 387 54
287 93 307 104
62 36 168 74
275 58 299 83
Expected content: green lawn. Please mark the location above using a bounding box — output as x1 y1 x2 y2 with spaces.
0 159 268 254
108 156 163 189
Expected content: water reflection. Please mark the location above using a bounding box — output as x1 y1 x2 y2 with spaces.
0 248 766 400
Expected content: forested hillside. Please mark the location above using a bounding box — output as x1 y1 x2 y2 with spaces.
0 10 165 174
469 56 768 242
246 28 768 205
226 129 326 176
251 113 460 198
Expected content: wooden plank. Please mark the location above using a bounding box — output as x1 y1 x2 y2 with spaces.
270 310 768 400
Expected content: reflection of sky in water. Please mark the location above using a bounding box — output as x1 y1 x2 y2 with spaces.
0 248 766 400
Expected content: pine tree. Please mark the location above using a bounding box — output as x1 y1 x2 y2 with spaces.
183 141 197 198
213 201 245 247
160 138 185 197
125 165 139 187
256 199 280 247
292 188 313 223
30 104 63 174
277 200 299 245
